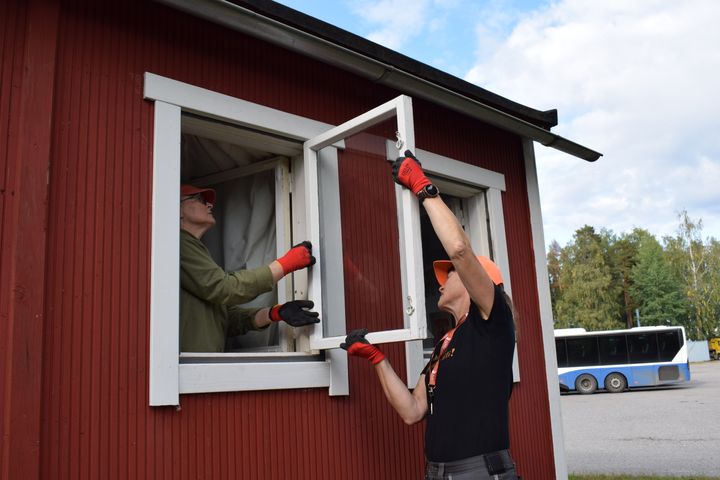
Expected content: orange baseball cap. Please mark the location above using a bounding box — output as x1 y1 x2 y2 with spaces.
433 256 504 286
181 184 216 205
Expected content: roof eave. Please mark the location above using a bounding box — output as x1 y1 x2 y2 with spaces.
155 0 602 162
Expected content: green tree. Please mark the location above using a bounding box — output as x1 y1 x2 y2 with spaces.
609 232 640 328
629 232 688 326
547 240 562 319
554 226 623 330
664 211 720 339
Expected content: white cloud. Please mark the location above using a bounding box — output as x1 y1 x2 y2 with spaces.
464 0 720 246
348 0 432 49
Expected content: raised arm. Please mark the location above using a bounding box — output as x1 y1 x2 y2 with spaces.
392 151 496 317
421 197 495 317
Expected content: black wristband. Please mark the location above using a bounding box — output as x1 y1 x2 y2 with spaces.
417 184 439 202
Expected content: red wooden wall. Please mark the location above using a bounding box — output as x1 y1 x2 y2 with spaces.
1 0 557 478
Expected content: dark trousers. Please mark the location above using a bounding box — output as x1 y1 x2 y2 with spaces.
425 450 518 480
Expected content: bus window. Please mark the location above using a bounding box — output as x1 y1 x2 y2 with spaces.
627 333 659 363
658 329 681 361
598 335 628 365
566 337 599 367
556 338 568 368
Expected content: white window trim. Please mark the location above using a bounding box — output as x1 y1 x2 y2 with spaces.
145 73 349 405
149 101 182 405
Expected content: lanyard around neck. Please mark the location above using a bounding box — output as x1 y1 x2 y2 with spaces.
428 312 468 389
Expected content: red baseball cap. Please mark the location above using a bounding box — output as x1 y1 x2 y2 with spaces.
181 184 216 205
433 256 504 286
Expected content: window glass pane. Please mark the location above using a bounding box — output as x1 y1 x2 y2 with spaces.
598 334 628 365
305 95 426 353
326 119 406 336
627 333 659 363
657 330 681 361
566 337 599 366
555 338 568 368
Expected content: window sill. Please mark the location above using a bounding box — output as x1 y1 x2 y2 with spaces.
179 358 332 394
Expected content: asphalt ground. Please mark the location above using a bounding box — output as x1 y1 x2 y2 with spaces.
560 360 720 477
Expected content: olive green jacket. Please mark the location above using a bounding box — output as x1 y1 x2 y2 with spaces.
180 229 274 352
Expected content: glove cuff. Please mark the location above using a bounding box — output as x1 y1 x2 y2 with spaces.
276 256 293 275
348 342 385 365
368 348 386 365
269 304 282 322
411 177 432 196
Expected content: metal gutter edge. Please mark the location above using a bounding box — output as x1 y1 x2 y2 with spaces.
155 0 602 162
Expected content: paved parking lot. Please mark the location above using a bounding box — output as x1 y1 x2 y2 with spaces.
560 361 720 477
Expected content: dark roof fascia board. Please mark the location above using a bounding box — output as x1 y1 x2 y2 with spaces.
155 0 601 162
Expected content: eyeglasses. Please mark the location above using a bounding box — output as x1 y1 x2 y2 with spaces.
181 193 211 206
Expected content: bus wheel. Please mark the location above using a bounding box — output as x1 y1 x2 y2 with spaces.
604 373 627 393
575 374 597 394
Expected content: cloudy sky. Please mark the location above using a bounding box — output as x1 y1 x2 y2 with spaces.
277 0 720 248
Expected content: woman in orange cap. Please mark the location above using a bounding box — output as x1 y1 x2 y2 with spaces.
342 152 519 479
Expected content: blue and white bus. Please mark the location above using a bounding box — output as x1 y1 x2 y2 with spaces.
555 326 690 394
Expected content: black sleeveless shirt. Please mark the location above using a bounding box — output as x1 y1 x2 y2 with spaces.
423 285 515 462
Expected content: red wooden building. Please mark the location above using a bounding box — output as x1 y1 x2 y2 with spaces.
1 1 600 478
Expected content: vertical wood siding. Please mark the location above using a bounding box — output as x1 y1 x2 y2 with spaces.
0 0 556 478
0 5 29 478
1 1 60 479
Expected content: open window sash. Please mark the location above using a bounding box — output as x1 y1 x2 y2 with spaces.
304 95 427 351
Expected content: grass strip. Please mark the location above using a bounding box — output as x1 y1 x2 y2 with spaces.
570 476 720 480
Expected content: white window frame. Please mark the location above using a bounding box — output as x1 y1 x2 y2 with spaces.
303 95 429 351
145 73 351 405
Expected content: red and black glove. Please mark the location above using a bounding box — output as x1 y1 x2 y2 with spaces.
277 241 315 274
269 300 320 327
392 150 431 195
340 328 386 365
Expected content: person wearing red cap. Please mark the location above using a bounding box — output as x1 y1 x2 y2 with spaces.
341 152 519 479
180 184 319 352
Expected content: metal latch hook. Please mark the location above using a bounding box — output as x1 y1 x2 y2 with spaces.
405 295 415 316
395 131 404 151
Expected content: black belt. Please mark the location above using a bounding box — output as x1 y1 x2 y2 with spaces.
426 449 515 477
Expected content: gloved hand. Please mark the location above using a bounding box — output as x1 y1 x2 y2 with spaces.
391 150 431 195
340 328 386 365
277 241 316 274
269 300 320 327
